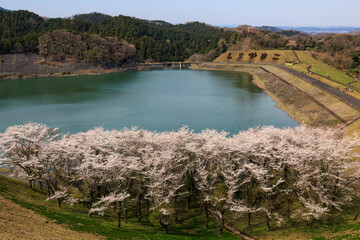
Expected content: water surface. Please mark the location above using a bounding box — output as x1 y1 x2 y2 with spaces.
0 69 298 134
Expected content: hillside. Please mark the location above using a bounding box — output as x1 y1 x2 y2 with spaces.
0 10 227 62
0 8 358 77
2 143 360 240
72 12 112 24
0 195 100 239
289 51 356 84
215 50 298 64
0 7 11 12
0 174 238 240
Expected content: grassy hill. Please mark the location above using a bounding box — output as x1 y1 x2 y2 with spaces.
0 195 100 239
0 174 237 240
289 51 356 85
2 173 360 239
215 50 359 91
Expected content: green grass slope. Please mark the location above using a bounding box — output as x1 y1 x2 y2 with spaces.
290 51 356 85
0 175 236 240
1 174 360 239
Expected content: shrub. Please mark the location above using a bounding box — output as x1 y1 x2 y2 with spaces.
260 53 268 60
237 53 244 60
248 52 258 59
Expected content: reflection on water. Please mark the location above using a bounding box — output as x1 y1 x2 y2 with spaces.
0 69 298 134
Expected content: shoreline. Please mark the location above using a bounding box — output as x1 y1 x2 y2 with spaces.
0 53 191 81
190 62 359 129
2 60 359 132
0 64 188 81
190 64 302 126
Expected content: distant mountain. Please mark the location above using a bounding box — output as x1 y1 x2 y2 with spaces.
260 26 283 32
278 26 360 34
278 30 302 37
0 7 12 12
147 20 173 28
72 12 112 24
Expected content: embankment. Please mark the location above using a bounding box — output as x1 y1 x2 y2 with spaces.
0 53 192 79
191 62 360 128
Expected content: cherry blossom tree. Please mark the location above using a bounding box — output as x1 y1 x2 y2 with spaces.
1 123 359 238
0 123 58 188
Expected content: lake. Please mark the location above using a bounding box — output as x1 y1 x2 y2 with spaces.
0 69 298 134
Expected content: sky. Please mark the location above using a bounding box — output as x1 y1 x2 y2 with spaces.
1 0 359 27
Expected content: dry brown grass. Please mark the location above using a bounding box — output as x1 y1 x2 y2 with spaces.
214 50 298 64
0 196 101 240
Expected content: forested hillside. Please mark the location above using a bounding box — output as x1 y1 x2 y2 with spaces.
0 10 227 62
0 8 359 75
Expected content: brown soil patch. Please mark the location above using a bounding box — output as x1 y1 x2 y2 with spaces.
0 196 101 240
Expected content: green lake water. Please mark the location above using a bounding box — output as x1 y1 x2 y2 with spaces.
0 69 298 134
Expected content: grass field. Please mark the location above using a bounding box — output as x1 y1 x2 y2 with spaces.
289 51 356 85
215 50 298 64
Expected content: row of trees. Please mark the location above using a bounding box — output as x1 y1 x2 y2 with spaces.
1 123 360 237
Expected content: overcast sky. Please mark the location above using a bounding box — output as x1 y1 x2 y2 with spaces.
1 0 359 27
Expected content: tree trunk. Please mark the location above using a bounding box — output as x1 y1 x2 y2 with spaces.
248 212 251 226
117 201 122 228
353 213 359 221
29 180 33 188
137 200 142 222
266 215 270 231
124 207 128 223
187 197 191 209
159 221 169 234
174 197 178 223
219 211 225 236
287 198 291 219
146 199 150 214
58 199 62 208
204 204 209 230
207 208 257 240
